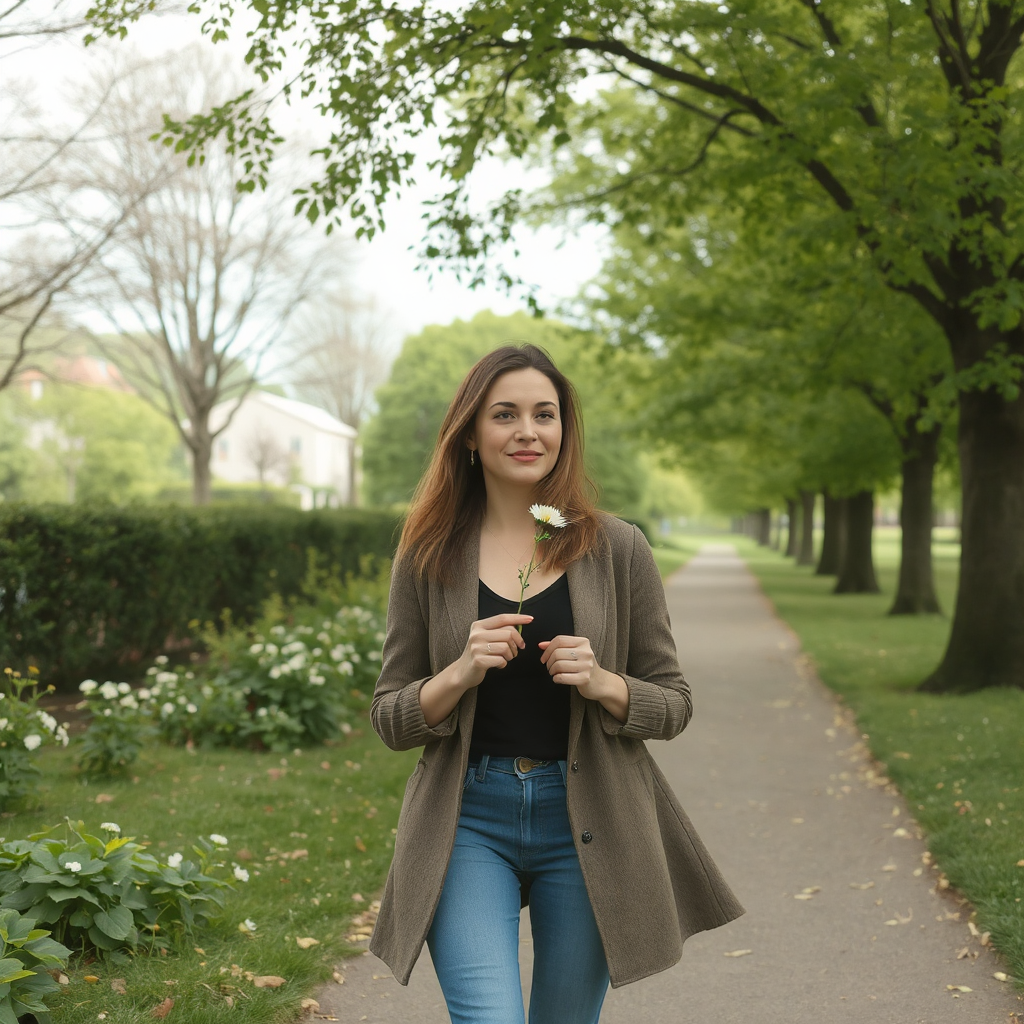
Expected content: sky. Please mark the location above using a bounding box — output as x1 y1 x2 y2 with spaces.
3 3 609 361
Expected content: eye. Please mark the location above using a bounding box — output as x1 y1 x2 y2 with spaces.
495 411 514 420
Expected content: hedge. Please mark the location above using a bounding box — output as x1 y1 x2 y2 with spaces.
0 505 401 690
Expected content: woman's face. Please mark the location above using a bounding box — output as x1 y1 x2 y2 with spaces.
469 368 563 491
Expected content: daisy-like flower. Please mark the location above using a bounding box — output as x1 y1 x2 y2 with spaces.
528 503 568 529
167 853 183 869
239 918 257 933
65 861 82 873
209 834 228 846
514 505 568 631
233 866 250 882
100 822 121 833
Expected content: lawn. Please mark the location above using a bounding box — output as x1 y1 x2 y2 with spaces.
735 530 1024 987
4 731 418 1023
650 532 724 579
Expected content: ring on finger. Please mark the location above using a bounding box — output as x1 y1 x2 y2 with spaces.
486 642 494 653
569 649 578 660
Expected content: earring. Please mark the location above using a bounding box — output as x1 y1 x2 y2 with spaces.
470 449 475 466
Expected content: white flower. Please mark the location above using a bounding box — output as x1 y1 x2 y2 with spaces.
240 918 257 933
257 707 268 718
270 625 285 637
119 696 139 710
155 671 177 685
184 671 194 679
186 703 198 714
311 647 322 657
209 834 228 846
264 643 278 656
339 661 354 676
233 866 250 882
103 708 112 717
282 641 305 655
23 734 41 751
249 643 263 654
529 503 568 529
116 682 131 695
288 653 306 670
100 822 120 833
368 650 381 661
309 674 325 686
0 718 8 731
65 861 82 873
268 666 281 679
146 666 158 676
56 726 69 747
99 682 119 701
161 702 175 717
137 688 151 700
154 655 169 665
201 685 213 698
37 711 57 732
340 722 352 735
167 853 183 868
79 680 99 694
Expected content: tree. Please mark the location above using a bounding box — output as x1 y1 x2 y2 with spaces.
79 51 336 503
362 310 649 513
89 0 1024 689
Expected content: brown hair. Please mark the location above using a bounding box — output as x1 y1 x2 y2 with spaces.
397 344 602 582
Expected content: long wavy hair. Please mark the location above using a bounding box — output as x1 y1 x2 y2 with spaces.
397 344 602 583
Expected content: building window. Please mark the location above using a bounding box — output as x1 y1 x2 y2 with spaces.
290 437 302 455
217 438 229 461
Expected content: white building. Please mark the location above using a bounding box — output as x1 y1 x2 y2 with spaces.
208 391 357 508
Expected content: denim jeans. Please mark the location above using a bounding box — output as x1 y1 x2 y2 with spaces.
426 755 609 1024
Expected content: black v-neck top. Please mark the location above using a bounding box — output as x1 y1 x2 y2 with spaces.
469 573 574 761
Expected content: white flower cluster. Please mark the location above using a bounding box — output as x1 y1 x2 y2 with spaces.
2 708 71 749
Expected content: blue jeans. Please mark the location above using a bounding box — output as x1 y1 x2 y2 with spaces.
426 756 609 1024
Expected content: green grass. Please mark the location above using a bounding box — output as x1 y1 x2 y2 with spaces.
650 533 725 579
4 731 417 1023
736 532 1024 986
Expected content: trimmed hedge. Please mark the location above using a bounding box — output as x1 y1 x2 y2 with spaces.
0 505 401 689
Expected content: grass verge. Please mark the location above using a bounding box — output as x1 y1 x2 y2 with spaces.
738 534 1024 988
650 533 725 579
5 730 417 1023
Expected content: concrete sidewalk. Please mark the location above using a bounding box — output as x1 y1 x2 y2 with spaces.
317 544 1023 1023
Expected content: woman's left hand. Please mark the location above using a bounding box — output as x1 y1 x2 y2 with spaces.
539 636 629 720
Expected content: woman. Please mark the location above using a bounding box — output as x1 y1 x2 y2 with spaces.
370 344 743 1023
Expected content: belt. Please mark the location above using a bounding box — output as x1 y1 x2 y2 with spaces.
514 756 552 773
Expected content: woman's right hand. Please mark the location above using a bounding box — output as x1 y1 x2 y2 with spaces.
456 613 534 689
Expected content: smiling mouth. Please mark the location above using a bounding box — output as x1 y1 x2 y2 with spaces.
509 451 541 460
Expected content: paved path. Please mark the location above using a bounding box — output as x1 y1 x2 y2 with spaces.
317 545 1023 1023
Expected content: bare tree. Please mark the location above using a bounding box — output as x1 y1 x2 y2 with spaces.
79 49 339 503
245 425 290 495
289 292 392 504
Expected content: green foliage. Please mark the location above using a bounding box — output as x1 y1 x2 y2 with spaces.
361 310 648 513
0 505 400 688
75 682 157 779
0 821 237 956
0 907 71 1024
0 385 186 504
0 670 70 812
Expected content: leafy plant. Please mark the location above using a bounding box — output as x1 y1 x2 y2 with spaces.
0 821 238 955
75 680 156 778
0 907 70 1024
0 669 69 811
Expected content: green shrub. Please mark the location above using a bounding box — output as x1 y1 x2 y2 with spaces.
0 670 70 811
0 821 238 956
0 504 401 689
0 907 71 1024
75 681 156 779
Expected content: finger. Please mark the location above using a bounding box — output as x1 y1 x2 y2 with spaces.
477 613 534 629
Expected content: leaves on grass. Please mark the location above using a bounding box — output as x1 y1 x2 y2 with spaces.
354 836 367 852
301 997 320 1013
84 975 99 983
111 978 127 994
252 975 287 989
296 937 320 949
95 794 114 803
151 996 174 1018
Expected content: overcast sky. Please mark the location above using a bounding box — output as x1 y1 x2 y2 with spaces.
3 4 608 359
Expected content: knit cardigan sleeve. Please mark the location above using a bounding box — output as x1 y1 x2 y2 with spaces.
599 524 693 741
370 553 459 751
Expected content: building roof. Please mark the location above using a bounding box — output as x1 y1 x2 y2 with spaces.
218 391 358 438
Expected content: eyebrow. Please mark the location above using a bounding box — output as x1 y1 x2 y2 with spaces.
487 400 558 411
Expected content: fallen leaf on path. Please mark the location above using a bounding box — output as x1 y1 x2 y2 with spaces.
946 985 972 993
849 882 875 890
882 863 897 872
793 885 822 900
790 818 804 824
252 976 287 989
884 909 912 926
956 947 971 960
354 837 367 852
111 979 127 995
723 949 752 957
300 998 320 1013
150 997 174 1018
893 828 910 838
994 972 1010 983
296 937 320 949
332 971 344 984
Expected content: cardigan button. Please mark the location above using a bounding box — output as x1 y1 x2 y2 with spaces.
581 830 593 844
571 760 579 773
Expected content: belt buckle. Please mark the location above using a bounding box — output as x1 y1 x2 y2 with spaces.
516 756 540 773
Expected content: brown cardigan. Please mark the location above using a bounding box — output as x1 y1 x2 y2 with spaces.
369 512 744 988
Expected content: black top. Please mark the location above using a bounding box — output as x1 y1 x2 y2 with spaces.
469 573 574 761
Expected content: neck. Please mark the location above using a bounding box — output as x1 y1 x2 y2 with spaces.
481 477 538 535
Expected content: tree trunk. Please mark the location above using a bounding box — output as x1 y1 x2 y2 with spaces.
784 497 799 557
797 489 816 566
889 424 942 615
191 432 213 506
834 490 879 594
770 510 782 550
816 491 845 575
755 507 771 546
922 386 1024 691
